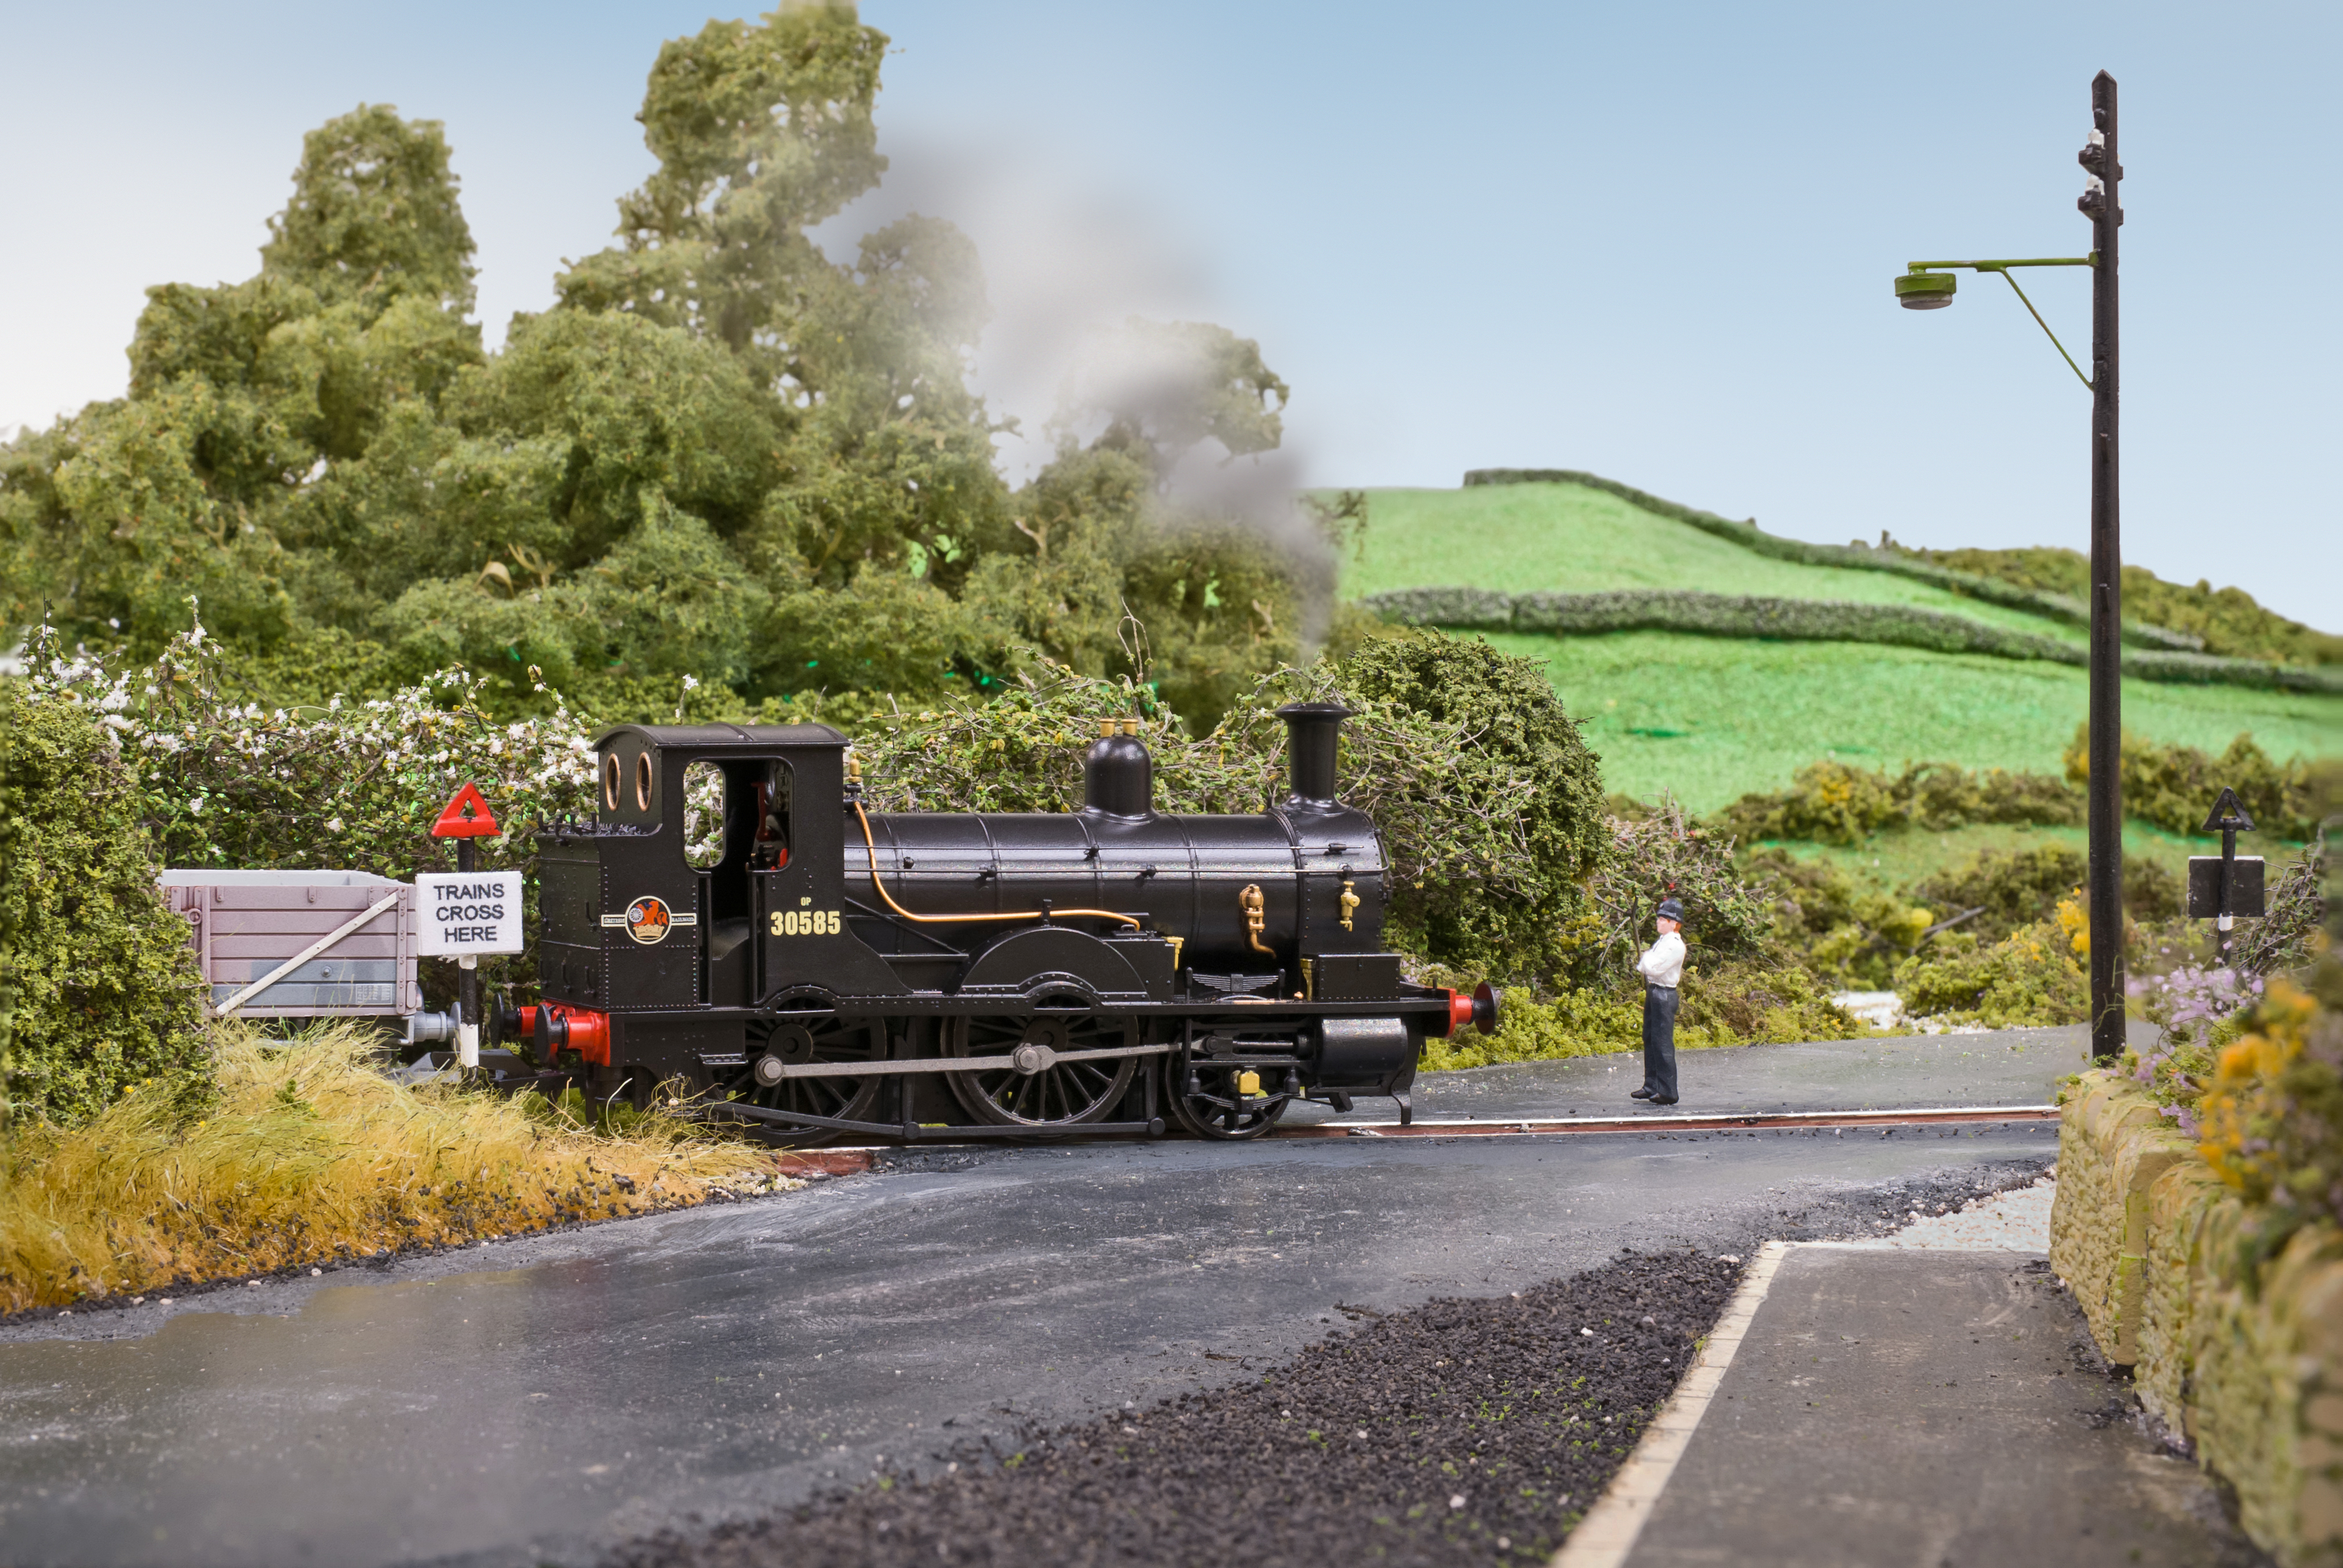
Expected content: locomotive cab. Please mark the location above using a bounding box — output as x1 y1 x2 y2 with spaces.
530 724 904 1075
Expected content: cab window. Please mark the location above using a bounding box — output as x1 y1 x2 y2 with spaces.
683 761 725 869
752 761 792 871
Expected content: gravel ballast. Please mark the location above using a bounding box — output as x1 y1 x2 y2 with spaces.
609 1249 1742 1568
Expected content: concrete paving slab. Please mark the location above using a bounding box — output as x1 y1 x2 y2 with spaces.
1283 1023 2133 1128
1620 1247 2263 1568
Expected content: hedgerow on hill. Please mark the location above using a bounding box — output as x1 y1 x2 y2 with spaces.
1911 544 2343 667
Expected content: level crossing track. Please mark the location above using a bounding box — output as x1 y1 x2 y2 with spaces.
769 1103 2059 1176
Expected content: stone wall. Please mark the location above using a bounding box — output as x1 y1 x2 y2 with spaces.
2053 1069 2343 1567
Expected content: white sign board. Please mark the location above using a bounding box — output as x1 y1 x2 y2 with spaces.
415 872 525 956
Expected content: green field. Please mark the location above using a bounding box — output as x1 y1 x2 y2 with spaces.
1340 484 2085 643
1478 629 2343 814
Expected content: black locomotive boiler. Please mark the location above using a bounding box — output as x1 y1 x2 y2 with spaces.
498 702 1496 1142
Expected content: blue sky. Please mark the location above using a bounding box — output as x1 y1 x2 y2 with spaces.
2 1 2335 627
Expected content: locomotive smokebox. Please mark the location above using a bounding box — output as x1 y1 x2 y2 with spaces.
1082 719 1153 818
1277 702 1354 806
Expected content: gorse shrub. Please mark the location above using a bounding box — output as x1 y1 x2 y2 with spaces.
1893 919 2090 1027
1716 758 2080 847
0 682 209 1127
2064 724 2320 841
2197 980 2343 1253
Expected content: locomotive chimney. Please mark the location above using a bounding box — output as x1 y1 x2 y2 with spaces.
1276 702 1354 807
1082 718 1154 818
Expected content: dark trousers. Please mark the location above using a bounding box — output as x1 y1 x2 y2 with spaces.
1642 984 1680 1101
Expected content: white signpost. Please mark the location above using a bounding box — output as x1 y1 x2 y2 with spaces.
415 872 526 957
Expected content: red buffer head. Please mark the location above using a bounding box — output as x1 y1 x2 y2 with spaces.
1446 981 1501 1037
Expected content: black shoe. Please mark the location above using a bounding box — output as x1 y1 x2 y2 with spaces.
1630 1087 1656 1100
1648 1096 1679 1106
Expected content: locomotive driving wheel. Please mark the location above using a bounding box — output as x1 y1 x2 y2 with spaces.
944 994 1138 1129
1163 1043 1293 1140
721 1006 886 1146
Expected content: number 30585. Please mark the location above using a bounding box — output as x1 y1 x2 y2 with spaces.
770 909 842 936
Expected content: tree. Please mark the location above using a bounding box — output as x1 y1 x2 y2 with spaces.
0 10 1325 732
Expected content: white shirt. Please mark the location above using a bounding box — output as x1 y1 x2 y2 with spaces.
1637 930 1686 988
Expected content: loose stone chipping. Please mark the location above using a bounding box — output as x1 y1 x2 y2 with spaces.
608 1251 1742 1568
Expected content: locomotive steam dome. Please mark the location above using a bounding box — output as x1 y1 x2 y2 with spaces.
1082 719 1153 818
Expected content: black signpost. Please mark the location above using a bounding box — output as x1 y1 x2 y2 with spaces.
2188 787 2266 962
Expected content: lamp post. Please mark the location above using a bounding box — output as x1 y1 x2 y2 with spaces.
1893 71 2125 1062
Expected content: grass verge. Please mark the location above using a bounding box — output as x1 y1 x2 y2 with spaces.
0 1022 780 1314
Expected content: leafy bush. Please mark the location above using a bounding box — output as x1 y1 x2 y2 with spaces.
15 617 600 1015
0 682 209 1127
1372 587 2087 661
1677 958 1862 1044
1577 801 1774 983
1893 919 2090 1027
3 15 1334 740
2064 724 2320 841
1716 757 2080 847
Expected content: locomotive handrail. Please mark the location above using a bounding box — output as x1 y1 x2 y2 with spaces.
851 802 1141 932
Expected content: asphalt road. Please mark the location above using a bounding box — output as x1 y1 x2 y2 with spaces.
0 1036 2073 1568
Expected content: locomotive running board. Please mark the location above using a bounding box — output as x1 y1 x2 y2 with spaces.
1274 1104 2061 1138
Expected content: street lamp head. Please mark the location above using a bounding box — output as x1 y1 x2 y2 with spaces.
1895 271 1957 310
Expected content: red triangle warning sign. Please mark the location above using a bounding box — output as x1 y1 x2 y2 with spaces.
430 782 502 839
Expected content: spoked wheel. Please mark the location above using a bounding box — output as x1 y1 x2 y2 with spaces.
1163 1045 1294 1141
719 1007 886 1146
944 994 1138 1130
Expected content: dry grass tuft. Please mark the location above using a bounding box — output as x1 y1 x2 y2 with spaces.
0 1022 783 1312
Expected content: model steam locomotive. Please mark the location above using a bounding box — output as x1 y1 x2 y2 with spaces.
492 702 1497 1142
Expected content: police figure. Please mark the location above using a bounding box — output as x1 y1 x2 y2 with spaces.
1630 898 1686 1105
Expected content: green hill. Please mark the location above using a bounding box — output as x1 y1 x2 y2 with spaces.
1340 484 2082 643
1335 479 2343 812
